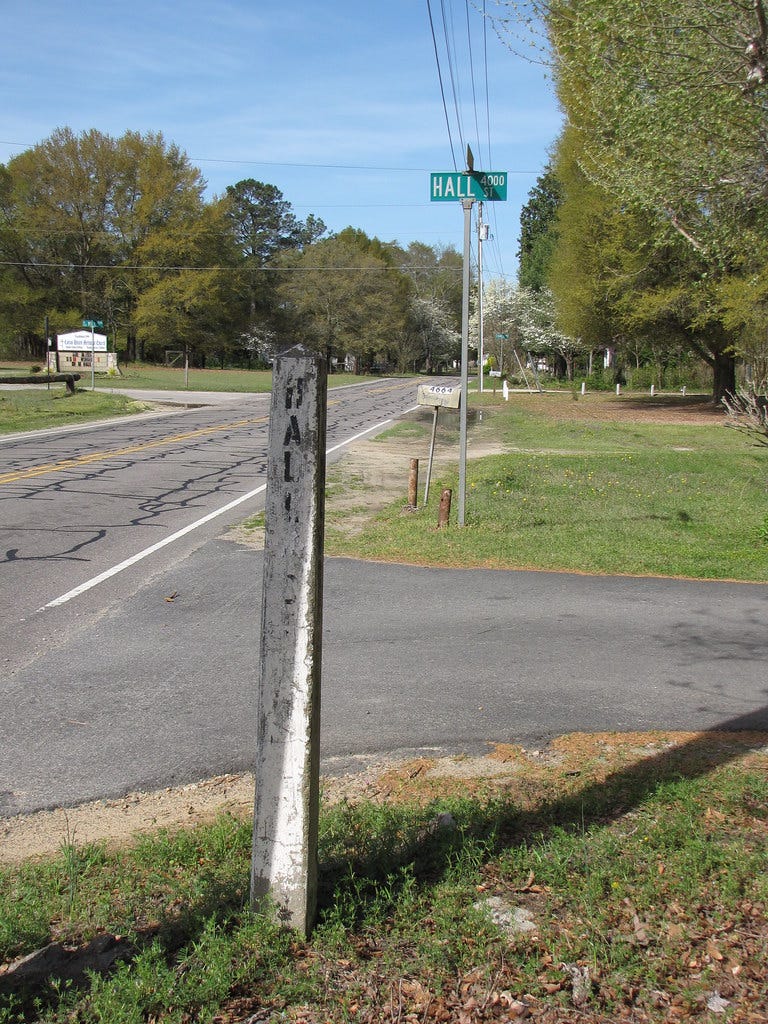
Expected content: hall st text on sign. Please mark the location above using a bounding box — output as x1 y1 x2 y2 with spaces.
430 171 508 202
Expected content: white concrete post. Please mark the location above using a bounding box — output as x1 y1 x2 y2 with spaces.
251 344 327 936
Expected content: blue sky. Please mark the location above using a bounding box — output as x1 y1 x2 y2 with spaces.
1 0 561 279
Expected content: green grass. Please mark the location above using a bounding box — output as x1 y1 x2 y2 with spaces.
89 362 275 393
0 388 149 434
327 392 768 582
2 740 767 1022
53 362 385 393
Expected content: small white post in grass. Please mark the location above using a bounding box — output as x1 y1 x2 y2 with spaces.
250 344 327 937
581 381 586 396
616 383 621 396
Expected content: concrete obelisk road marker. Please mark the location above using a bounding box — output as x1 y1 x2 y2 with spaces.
250 345 327 936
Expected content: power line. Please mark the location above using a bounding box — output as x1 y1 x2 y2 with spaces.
483 0 493 171
465 0 483 169
0 259 463 274
440 0 467 158
0 140 431 174
426 1 459 169
0 137 540 178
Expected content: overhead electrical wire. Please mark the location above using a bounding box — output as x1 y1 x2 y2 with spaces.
465 0 484 172
483 0 493 171
0 139 540 176
0 259 463 274
426 1 459 170
440 0 467 158
2 2 526 279
480 0 506 279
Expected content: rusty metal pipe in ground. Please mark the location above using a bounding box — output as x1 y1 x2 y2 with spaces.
438 488 452 528
408 458 419 507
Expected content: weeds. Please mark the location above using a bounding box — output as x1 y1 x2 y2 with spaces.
2 736 768 1022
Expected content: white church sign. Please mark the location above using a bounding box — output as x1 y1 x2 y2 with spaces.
57 330 107 352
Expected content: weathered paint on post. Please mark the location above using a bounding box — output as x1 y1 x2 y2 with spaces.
251 345 327 936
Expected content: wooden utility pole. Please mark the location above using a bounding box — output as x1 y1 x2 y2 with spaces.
251 344 327 936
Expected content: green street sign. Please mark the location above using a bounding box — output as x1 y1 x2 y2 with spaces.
495 333 509 340
430 171 508 202
82 319 103 328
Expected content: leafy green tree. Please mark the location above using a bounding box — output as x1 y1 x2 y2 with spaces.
0 129 124 348
545 128 618 356
717 271 768 391
497 0 768 398
400 242 462 323
518 163 561 291
499 1 768 254
132 198 239 365
277 229 412 371
0 128 211 359
224 180 326 350
225 179 324 265
112 131 210 359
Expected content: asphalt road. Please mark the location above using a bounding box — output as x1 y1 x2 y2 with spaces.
2 541 767 817
0 378 420 672
2 382 767 817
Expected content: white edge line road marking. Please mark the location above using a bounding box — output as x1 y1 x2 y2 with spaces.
41 482 268 609
40 412 416 611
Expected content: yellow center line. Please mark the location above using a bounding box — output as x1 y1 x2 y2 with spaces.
0 415 270 486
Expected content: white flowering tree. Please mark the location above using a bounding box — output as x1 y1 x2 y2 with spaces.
476 279 584 379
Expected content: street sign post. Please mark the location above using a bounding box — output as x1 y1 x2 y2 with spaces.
430 171 507 202
82 320 103 391
431 162 507 525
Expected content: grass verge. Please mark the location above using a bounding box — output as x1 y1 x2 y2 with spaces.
0 388 149 435
86 363 274 392
92 363 385 393
325 392 768 582
2 733 767 1022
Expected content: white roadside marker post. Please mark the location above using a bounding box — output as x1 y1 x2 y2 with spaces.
250 344 327 937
